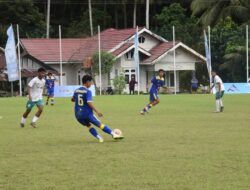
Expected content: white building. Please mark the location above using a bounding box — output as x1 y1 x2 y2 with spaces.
20 27 206 93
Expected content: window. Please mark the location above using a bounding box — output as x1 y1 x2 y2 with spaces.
125 49 134 60
125 69 136 84
139 36 145 43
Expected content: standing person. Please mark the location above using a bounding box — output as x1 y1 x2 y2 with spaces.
191 75 198 93
211 71 225 113
72 75 124 143
129 76 137 95
45 72 56 105
140 69 165 115
20 68 46 128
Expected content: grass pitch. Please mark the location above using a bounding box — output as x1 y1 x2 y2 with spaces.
0 94 250 190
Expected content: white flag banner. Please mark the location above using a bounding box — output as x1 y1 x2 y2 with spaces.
134 27 140 94
5 25 19 82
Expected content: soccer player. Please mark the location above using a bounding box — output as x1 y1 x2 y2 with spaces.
211 71 225 113
20 68 46 128
45 72 56 106
72 75 123 143
140 69 165 115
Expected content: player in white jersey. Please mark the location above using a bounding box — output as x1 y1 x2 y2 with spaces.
211 71 225 113
20 68 46 128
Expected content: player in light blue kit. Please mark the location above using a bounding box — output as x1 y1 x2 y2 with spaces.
45 72 56 106
140 69 165 115
72 75 123 143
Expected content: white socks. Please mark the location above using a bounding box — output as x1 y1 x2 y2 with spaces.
32 116 39 123
216 100 220 112
21 117 26 124
219 99 223 107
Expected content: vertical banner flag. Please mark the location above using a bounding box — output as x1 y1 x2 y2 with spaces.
204 30 211 82
5 25 19 81
134 26 140 94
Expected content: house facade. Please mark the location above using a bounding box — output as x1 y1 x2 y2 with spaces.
20 27 206 93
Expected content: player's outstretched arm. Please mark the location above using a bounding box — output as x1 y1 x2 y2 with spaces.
87 102 103 117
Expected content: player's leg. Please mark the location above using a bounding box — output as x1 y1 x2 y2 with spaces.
50 89 55 105
89 115 123 140
215 92 221 113
20 100 34 127
31 100 44 127
141 93 159 114
46 95 50 105
220 91 224 112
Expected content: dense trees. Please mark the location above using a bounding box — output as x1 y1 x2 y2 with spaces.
0 0 249 82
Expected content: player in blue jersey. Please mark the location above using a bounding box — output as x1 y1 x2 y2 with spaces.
72 75 124 143
140 69 165 115
45 72 56 106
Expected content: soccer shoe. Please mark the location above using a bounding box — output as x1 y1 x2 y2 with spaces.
140 111 145 115
220 106 224 112
30 122 37 128
213 111 220 113
112 133 124 140
20 123 25 128
46 102 48 105
98 138 104 143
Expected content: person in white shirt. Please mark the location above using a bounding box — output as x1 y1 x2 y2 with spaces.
211 71 225 113
20 68 46 128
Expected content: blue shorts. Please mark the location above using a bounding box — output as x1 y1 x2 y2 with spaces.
47 89 54 96
77 114 101 127
150 91 159 102
26 100 44 110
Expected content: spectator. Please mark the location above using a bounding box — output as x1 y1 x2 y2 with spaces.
191 75 198 93
129 77 137 95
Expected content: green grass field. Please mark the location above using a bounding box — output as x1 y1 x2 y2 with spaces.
0 94 250 190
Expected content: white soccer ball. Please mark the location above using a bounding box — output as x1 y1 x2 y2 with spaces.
113 129 122 137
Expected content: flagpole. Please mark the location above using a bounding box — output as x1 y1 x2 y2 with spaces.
208 26 212 85
173 26 176 95
59 25 63 86
17 24 22 96
246 25 249 83
137 26 140 95
98 25 102 95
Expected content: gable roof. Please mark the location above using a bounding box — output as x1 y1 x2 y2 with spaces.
20 27 166 63
142 42 206 65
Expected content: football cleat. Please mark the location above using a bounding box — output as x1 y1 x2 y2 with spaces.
112 133 124 140
20 123 25 128
30 122 37 128
220 106 224 112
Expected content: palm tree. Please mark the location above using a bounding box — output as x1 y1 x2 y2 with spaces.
191 0 250 27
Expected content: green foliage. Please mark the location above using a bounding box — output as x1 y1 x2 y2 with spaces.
92 51 116 75
209 17 245 82
154 3 200 48
66 8 112 37
0 1 46 46
113 74 126 94
191 0 250 27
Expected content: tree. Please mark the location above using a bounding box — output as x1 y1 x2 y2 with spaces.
66 8 112 37
0 1 46 46
154 3 200 48
92 51 116 76
209 17 246 82
191 0 250 27
113 74 126 94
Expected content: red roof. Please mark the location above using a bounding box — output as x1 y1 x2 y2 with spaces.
142 41 178 64
21 28 144 63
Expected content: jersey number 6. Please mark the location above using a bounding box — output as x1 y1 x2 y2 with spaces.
78 94 84 106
